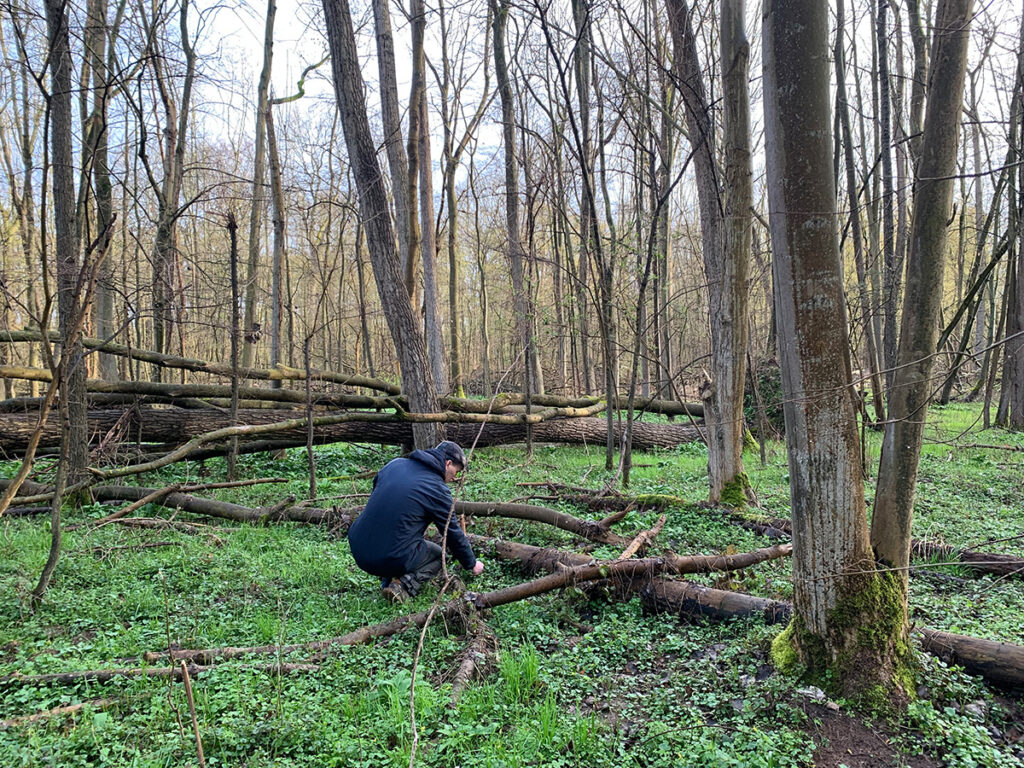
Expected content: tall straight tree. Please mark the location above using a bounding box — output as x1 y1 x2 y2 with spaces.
1004 7 1024 428
665 0 753 506
410 0 448 394
871 0 974 587
435 0 491 397
45 0 89 483
243 0 275 370
763 0 910 701
83 0 117 381
321 0 441 448
370 0 412 285
491 0 538 412
143 0 195 375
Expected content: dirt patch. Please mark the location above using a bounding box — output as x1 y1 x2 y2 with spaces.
803 702 941 768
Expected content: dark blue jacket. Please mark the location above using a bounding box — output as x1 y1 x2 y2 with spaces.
347 449 477 577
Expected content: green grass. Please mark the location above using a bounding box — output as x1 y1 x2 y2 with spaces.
0 405 1022 766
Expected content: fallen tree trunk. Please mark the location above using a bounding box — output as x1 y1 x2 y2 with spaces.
918 628 1024 689
0 698 122 729
0 663 320 686
5 478 356 528
122 542 790 668
0 409 702 454
550 492 1024 580
0 378 704 420
4 480 638 549
473 536 1024 687
469 535 794 624
0 331 402 394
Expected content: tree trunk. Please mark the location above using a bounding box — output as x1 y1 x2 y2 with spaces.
266 105 286 382
147 0 195 374
84 0 117 382
872 0 974 578
763 0 909 702
666 0 750 505
1005 10 1024 428
46 0 89 486
411 1 447 395
491 0 537 433
242 0 276 371
321 0 443 447
877 0 900 388
836 0 885 422
370 0 411 287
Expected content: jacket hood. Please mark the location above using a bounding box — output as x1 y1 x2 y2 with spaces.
408 449 447 478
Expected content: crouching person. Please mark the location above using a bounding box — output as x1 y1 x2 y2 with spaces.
347 440 485 602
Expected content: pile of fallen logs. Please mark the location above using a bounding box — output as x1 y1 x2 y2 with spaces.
0 331 704 458
2 476 1022 691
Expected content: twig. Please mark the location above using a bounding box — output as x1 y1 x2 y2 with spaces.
0 698 121 730
70 484 182 531
180 662 206 768
89 541 184 557
616 514 667 560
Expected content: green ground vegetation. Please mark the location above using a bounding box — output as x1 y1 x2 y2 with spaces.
0 404 1022 766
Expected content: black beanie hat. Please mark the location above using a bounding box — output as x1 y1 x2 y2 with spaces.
435 440 467 468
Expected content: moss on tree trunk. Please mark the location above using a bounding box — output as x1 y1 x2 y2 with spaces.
771 569 914 711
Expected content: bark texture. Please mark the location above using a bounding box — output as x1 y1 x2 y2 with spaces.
763 0 908 701
0 409 702 453
871 0 974 576
321 0 441 447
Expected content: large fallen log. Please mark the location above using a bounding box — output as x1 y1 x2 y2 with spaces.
469 535 794 624
918 629 1024 689
0 375 704 420
473 536 1024 688
0 408 702 454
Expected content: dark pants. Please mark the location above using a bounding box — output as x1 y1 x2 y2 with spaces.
399 541 443 596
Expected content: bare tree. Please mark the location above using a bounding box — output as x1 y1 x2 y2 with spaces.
871 0 974 584
242 0 276 370
665 0 752 505
763 0 908 702
321 0 441 448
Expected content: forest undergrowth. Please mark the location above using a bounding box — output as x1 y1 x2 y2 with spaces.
0 403 1022 767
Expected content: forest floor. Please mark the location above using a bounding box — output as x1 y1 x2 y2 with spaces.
0 402 1022 767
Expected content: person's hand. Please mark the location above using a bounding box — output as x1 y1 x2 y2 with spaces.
471 560 485 576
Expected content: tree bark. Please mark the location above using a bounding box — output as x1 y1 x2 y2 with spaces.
84 0 117 382
872 0 974 580
666 0 750 505
242 0 275 370
370 0 411 286
0 409 702 454
46 0 89 485
763 0 907 701
321 0 441 448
